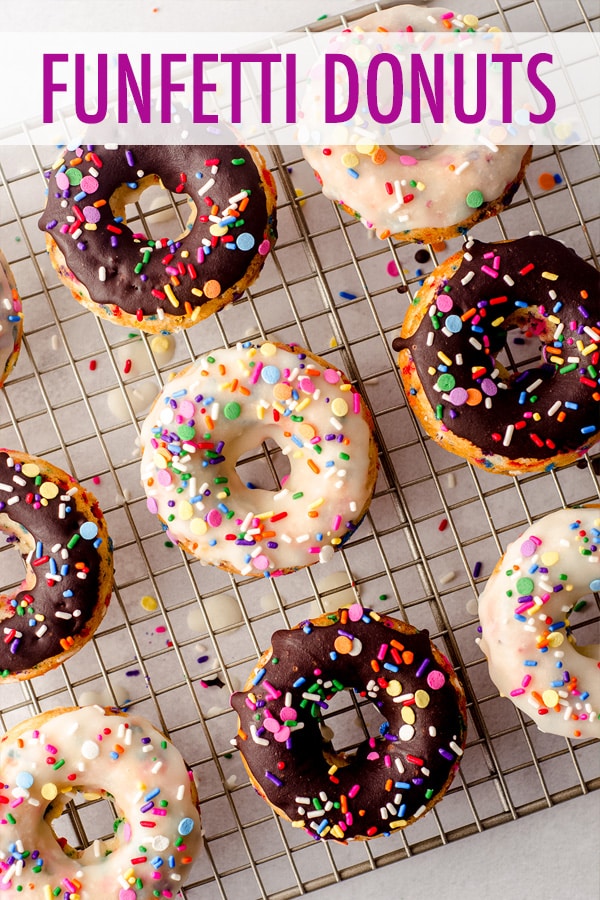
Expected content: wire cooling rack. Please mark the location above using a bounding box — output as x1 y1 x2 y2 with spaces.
0 1 599 897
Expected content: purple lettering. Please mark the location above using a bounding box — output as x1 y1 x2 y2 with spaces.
117 54 151 124
74 53 107 125
285 53 297 124
491 53 522 122
221 53 282 124
191 54 219 123
160 53 187 123
528 53 555 124
324 53 359 124
43 53 69 124
410 54 444 123
454 54 487 124
366 53 403 125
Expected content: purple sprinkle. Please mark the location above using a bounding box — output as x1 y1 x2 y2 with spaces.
439 748 454 760
416 658 430 678
126 669 140 677
265 771 283 787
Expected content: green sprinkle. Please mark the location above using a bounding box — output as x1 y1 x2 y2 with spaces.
435 404 443 420
313 443 322 454
207 356 215 363
465 189 484 209
7 813 16 824
559 363 577 374
573 600 587 612
292 491 304 499
224 401 241 420
53 759 65 770
231 158 246 166
271 657 279 664
67 534 80 549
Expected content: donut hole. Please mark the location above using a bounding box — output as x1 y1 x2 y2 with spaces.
318 685 390 762
110 176 197 244
234 438 291 492
0 516 36 603
45 789 123 862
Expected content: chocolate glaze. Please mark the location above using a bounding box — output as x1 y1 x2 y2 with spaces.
231 609 466 841
39 137 276 319
393 236 600 462
0 451 112 675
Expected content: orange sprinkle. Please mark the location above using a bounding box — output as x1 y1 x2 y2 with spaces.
307 459 320 474
341 795 348 813
390 640 404 651
371 659 380 672
385 779 393 791
462 307 477 322
230 379 238 392
307 510 319 518
114 744 124 754
218 364 226 376
239 386 251 396
340 609 348 624
205 416 215 429
531 691 546 707
402 651 414 665
238 729 248 741
239 196 250 212
170 275 180 286
537 172 556 191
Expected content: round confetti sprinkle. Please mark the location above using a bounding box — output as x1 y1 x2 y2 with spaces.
387 260 400 278
516 576 534 595
80 521 99 540
178 816 196 835
224 401 242 420
261 365 281 384
465 190 484 209
520 539 537 558
426 670 446 690
203 280 221 299
538 172 556 191
236 232 255 251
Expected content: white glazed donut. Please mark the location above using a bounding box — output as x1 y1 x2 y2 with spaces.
0 705 201 898
0 249 23 387
140 341 378 577
477 507 600 739
301 5 532 243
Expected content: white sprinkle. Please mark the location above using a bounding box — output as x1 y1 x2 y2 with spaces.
478 134 498 152
526 378 542 393
449 741 463 756
426 331 435 346
453 161 470 175
461 271 475 285
440 571 456 585
198 177 215 197
503 274 515 286
503 424 514 446
547 400 561 416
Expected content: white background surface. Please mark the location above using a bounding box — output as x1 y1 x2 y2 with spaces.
1 2 598 899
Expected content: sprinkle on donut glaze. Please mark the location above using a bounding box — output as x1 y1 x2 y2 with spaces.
0 250 23 387
140 342 378 576
477 508 600 739
231 606 467 841
0 705 201 898
38 137 277 332
393 235 600 474
0 450 113 679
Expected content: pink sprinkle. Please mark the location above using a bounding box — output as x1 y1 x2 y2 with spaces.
427 670 446 690
156 626 166 633
323 369 340 384
493 255 501 270
92 476 101 485
377 643 389 661
332 514 342 531
348 602 364 622
481 265 498 278
384 755 391 767
253 553 270 570
387 260 399 278
250 361 263 384
436 295 453 313
521 675 532 687
399 155 418 165
510 688 526 696
353 392 360 414
348 784 360 798
206 509 222 528
258 239 271 256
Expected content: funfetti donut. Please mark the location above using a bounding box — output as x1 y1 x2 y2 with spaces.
0 449 113 680
140 342 378 577
393 235 600 475
38 133 277 333
0 249 23 387
0 705 201 898
477 507 600 739
301 5 531 243
231 606 467 842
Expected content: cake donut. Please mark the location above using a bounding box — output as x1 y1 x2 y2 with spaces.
140 342 378 576
301 5 532 243
38 132 277 333
0 449 113 680
0 705 201 898
477 507 600 739
231 605 467 841
0 249 23 387
393 235 600 475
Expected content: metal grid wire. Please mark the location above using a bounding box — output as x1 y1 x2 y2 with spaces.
0 1 599 897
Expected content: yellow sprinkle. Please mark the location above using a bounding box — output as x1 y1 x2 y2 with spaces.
401 706 416 725
40 481 60 499
255 511 274 520
330 825 346 839
415 690 430 708
386 679 402 697
331 398 348 417
437 351 452 366
178 500 194 520
541 271 558 280
21 463 41 478
491 317 505 327
294 398 311 413
340 383 352 392
209 224 228 237
428 366 436 376
463 13 479 27
257 405 265 419
308 497 325 510
390 819 407 829
550 356 564 365
533 412 541 421
164 284 179 308
341 151 359 168
41 782 59 800
190 518 208 535
331 537 342 545
547 315 561 324
582 343 597 356
542 689 559 707
329 336 338 348
260 342 277 357
355 142 376 155
328 764 339 775
191 288 204 297
141 595 158 611
547 632 565 648
84 223 98 231
294 188 306 206
415 181 426 191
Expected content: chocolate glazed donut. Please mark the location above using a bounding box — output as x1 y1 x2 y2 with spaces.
0 450 113 680
231 607 467 842
393 235 600 474
39 132 277 333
